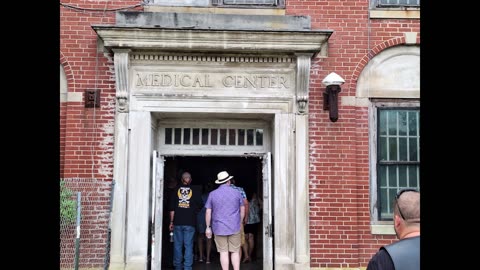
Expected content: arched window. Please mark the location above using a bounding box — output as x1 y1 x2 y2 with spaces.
357 46 420 233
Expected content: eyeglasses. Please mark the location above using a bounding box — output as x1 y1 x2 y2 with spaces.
395 188 419 221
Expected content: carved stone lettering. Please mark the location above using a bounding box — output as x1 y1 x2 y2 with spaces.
135 72 290 90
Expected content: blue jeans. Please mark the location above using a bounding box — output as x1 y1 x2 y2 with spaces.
173 225 195 270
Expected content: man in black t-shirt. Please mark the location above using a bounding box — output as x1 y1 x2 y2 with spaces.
168 172 203 270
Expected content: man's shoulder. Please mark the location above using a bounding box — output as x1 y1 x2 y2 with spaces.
208 188 220 196
367 249 393 270
231 184 244 191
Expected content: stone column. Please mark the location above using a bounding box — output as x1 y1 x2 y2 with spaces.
273 113 296 270
294 53 312 269
125 111 152 270
110 49 131 270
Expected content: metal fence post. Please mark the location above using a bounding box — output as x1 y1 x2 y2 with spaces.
74 192 81 270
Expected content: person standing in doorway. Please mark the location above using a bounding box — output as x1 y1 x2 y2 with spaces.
162 177 178 268
230 178 249 262
242 191 261 263
205 171 245 270
195 182 214 264
366 189 420 270
168 171 203 270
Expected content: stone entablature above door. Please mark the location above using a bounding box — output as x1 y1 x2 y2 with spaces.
129 52 297 106
92 12 333 114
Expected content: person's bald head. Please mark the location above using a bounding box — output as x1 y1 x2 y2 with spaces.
394 190 420 224
181 172 192 185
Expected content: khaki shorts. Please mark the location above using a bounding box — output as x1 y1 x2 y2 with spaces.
214 231 241 253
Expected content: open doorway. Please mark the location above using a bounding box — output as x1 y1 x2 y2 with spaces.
159 156 264 269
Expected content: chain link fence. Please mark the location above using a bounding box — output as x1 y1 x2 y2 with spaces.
60 178 113 270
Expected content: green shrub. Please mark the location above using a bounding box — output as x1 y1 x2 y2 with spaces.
60 179 77 224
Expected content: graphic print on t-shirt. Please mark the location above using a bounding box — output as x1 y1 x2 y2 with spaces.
177 187 192 208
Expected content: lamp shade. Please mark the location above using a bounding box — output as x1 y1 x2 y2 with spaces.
322 72 345 86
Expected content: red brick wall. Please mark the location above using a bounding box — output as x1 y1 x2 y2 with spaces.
60 2 140 268
60 1 141 180
287 0 419 268
60 0 419 268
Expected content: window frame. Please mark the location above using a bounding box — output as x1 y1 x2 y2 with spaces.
370 99 420 225
213 0 284 8
156 119 271 156
148 0 285 9
370 0 420 9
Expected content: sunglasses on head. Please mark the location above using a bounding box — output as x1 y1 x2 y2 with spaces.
395 188 419 221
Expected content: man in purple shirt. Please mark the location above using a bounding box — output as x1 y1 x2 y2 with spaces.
205 171 245 270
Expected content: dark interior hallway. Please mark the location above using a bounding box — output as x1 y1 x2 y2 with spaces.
158 156 265 270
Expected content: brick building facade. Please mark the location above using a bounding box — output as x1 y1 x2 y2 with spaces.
60 1 420 269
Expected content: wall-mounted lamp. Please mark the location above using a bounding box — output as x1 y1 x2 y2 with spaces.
322 72 345 122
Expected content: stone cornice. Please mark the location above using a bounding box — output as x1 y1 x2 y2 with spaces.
92 26 332 57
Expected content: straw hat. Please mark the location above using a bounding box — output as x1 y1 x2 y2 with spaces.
214 171 233 184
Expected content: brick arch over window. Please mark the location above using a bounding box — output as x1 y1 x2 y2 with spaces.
354 40 420 99
350 37 419 93
60 51 76 177
60 51 75 97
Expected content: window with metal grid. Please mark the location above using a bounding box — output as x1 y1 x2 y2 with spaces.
213 0 283 7
149 0 284 8
377 108 420 220
377 0 420 7
223 0 276 4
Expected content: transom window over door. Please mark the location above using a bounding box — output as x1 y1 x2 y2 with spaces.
164 127 264 146
376 105 420 220
157 119 270 155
